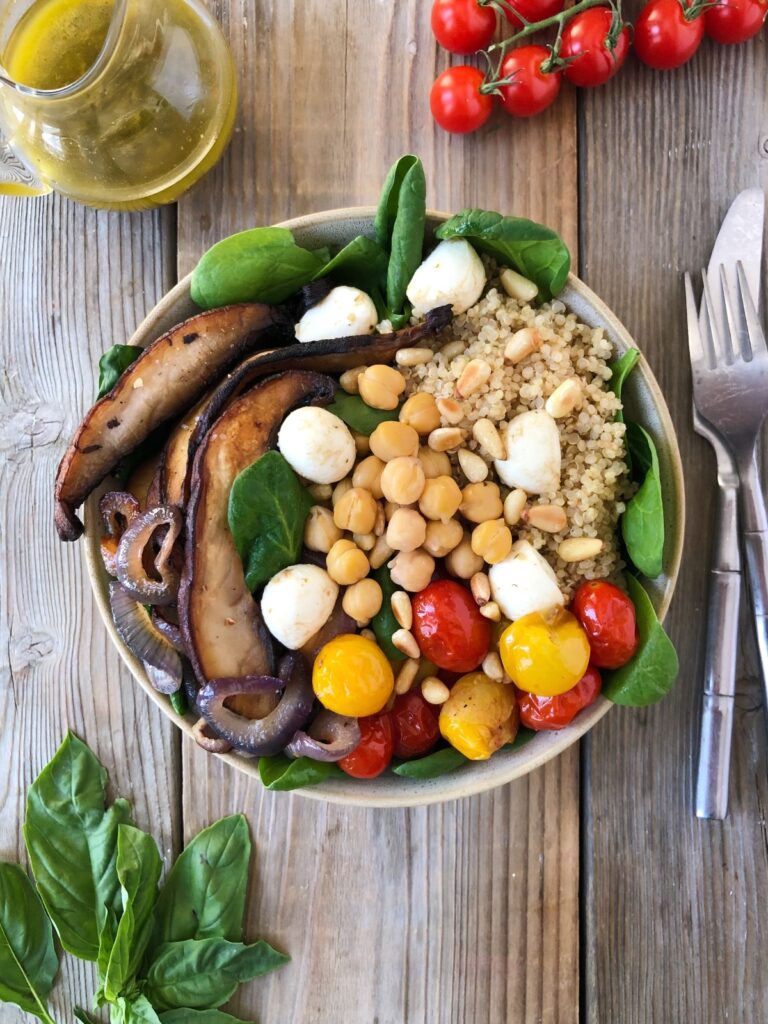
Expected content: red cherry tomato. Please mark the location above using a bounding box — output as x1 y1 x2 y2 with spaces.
517 665 602 730
412 580 491 672
430 66 494 133
559 8 631 87
338 712 393 779
633 0 705 69
431 0 497 53
390 691 441 758
498 45 561 118
503 0 565 29
705 0 767 43
572 580 639 669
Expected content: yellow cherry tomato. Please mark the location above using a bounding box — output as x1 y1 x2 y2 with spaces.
499 609 590 696
439 672 518 761
313 634 394 716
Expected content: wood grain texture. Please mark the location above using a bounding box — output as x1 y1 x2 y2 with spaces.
0 196 180 1021
177 2 580 1022
579 26 768 1024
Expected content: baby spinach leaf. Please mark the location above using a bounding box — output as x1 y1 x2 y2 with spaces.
191 227 326 309
75 1009 100 1024
228 451 314 591
603 575 679 706
111 995 163 1024
160 1011 255 1024
326 392 400 434
98 345 142 398
317 235 389 298
621 422 665 579
143 938 289 1011
151 815 250 952
375 155 422 249
0 863 59 1024
375 155 427 319
436 209 571 301
169 689 187 716
392 747 467 779
609 348 640 420
24 731 134 961
258 755 344 791
371 564 406 663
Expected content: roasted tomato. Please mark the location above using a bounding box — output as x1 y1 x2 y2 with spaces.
499 609 590 696
516 665 602 730
338 712 394 778
572 580 638 669
411 580 491 672
390 691 441 758
312 634 394 716
439 672 519 760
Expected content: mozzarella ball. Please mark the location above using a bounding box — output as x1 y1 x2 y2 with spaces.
488 540 565 622
295 286 378 342
261 564 338 649
406 239 486 316
494 409 561 495
278 407 356 484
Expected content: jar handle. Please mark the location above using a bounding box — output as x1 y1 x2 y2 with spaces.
0 132 50 196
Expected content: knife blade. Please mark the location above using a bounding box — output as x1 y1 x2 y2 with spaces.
707 187 764 318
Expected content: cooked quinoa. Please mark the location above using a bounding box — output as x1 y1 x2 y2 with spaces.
403 275 632 597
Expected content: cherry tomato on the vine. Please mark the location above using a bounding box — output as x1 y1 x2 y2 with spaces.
498 45 561 118
411 580 491 672
572 579 638 669
338 712 393 779
431 0 497 54
559 7 631 87
704 0 767 43
516 664 602 731
633 0 705 70
430 65 495 133
390 691 441 758
502 0 565 29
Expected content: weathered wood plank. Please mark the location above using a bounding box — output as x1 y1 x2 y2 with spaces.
177 2 580 1022
580 29 768 1023
0 196 180 1021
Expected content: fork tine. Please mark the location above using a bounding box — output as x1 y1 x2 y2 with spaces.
718 264 741 364
700 268 722 368
736 260 767 359
685 272 706 366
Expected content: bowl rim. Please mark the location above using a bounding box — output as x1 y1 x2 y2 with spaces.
83 206 685 808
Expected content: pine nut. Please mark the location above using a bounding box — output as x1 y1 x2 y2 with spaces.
428 426 465 452
353 532 376 551
308 482 333 502
470 571 491 606
340 365 366 394
455 359 492 398
440 339 465 360
504 327 542 365
395 657 420 694
479 601 501 622
524 504 568 533
545 378 583 419
421 676 450 705
368 535 394 570
392 628 420 659
482 651 504 681
457 448 488 483
360 628 376 641
437 397 465 425
558 537 604 562
396 347 434 367
500 267 539 303
353 432 371 455
503 488 528 526
391 590 413 630
374 505 386 537
472 418 506 460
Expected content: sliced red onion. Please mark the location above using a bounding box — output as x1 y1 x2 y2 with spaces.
109 582 182 690
115 505 182 606
285 709 361 762
197 653 314 756
192 716 232 753
99 491 140 576
300 600 356 663
151 608 187 655
143 661 181 695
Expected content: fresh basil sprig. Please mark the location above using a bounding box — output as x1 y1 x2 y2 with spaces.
375 154 427 327
371 564 407 663
327 391 400 435
0 863 59 1024
258 755 344 791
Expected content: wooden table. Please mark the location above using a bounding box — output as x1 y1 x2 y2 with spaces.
2 4 767 1020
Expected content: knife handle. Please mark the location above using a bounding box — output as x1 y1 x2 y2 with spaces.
738 449 768 719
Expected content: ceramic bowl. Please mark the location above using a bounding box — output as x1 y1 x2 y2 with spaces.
84 208 685 808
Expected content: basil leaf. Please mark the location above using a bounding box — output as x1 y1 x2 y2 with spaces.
603 575 679 706
258 755 344 791
191 227 326 309
98 345 142 398
385 159 427 316
609 348 640 421
436 209 571 301
392 747 466 779
111 995 163 1024
160 1012 255 1024
228 451 314 591
318 235 389 298
374 154 421 249
143 938 289 1011
101 825 163 1003
169 689 187 716
326 392 400 435
371 564 406 662
0 863 58 1024
150 815 250 952
75 1009 100 1024
621 422 664 578
24 731 134 961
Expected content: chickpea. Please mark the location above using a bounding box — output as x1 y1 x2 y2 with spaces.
470 519 513 565
352 455 385 499
369 421 419 462
353 432 370 456
326 539 370 586
399 392 441 435
386 508 427 552
358 364 406 410
304 505 342 553
418 445 452 479
332 477 352 506
423 518 464 558
445 533 485 579
339 365 366 394
460 481 503 524
368 535 394 570
333 487 378 534
342 578 383 625
419 475 463 523
380 457 426 505
389 549 435 593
